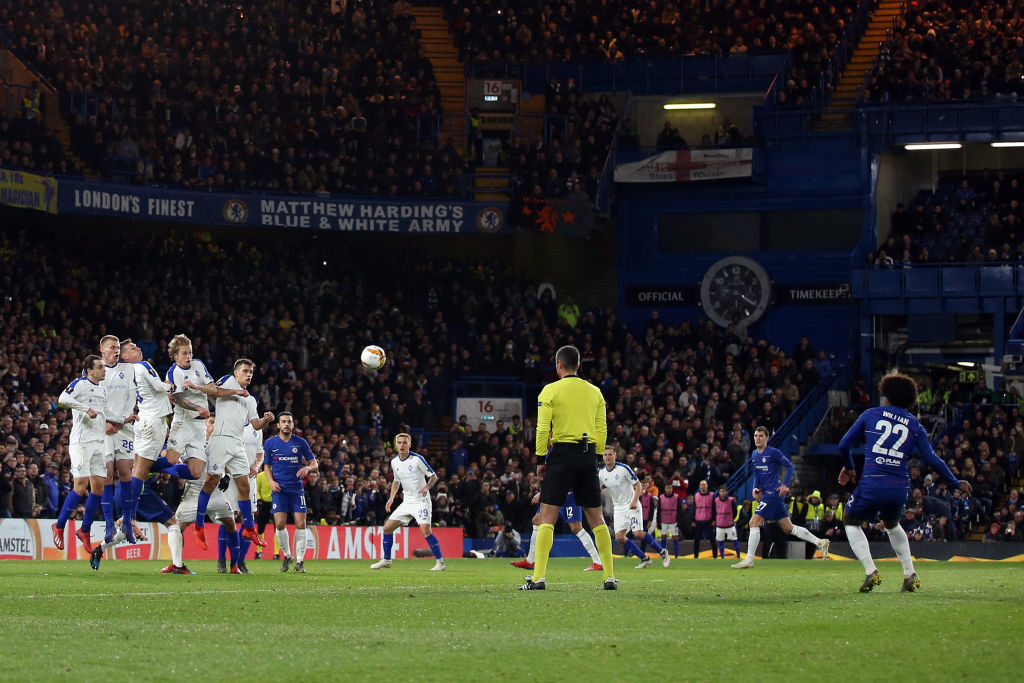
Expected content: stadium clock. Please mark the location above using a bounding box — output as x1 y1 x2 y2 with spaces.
699 255 772 328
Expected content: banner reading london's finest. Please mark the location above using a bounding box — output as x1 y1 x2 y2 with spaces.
57 179 511 234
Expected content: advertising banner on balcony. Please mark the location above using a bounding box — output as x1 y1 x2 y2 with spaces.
57 180 512 234
614 148 753 183
0 168 57 213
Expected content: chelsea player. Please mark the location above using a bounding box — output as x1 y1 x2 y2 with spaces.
263 412 317 573
731 426 830 569
838 373 972 592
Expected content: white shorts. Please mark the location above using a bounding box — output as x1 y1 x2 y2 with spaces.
206 435 249 477
716 525 738 541
660 523 679 538
613 505 644 535
388 499 431 526
224 475 257 508
105 424 136 463
167 418 206 462
70 441 106 478
176 482 234 525
134 416 170 461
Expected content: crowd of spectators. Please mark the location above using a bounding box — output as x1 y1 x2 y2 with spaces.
504 81 618 200
0 101 81 176
445 0 859 107
870 171 1024 265
866 0 1024 103
0 221 835 541
1 0 477 196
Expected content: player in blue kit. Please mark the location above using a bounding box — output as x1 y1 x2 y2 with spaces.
731 425 830 569
89 479 182 571
838 373 972 592
263 412 318 573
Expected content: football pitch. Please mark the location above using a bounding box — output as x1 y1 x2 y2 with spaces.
1 558 1019 681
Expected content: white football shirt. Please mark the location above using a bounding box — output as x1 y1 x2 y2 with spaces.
59 378 107 444
102 361 137 424
166 359 213 421
598 462 640 509
212 374 257 440
390 452 435 505
134 361 172 418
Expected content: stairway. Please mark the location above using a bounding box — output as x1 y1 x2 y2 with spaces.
816 0 905 128
411 6 466 147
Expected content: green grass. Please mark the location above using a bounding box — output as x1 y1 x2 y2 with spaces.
0 558 1020 681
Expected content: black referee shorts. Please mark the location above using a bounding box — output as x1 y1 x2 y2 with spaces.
540 443 602 510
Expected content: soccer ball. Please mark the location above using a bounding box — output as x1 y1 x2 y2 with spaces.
361 345 386 370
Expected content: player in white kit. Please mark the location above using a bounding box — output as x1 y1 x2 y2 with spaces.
99 335 139 543
163 415 239 574
598 446 671 569
370 433 446 571
184 358 274 551
165 335 213 480
117 340 174 532
222 395 264 573
52 355 108 552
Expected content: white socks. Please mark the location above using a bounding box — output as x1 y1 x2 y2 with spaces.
527 525 539 563
845 525 877 574
790 525 820 544
168 525 183 567
886 524 916 577
294 528 306 561
745 527 760 560
576 528 601 564
276 528 292 559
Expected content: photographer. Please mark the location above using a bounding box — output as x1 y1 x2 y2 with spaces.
494 523 522 558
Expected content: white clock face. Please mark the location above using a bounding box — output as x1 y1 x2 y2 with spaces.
699 256 772 327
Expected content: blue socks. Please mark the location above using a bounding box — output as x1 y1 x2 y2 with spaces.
101 484 115 529
719 541 725 557
426 533 443 560
624 539 646 560
151 457 196 479
226 528 239 566
643 533 664 553
239 533 252 562
82 492 101 532
218 525 228 562
125 477 144 523
195 490 211 528
237 498 254 528
674 539 680 558
733 540 742 556
382 533 394 560
56 490 82 529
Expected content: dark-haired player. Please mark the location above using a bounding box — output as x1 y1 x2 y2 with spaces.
731 425 830 569
838 373 971 593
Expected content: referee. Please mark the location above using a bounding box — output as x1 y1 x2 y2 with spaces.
520 345 616 591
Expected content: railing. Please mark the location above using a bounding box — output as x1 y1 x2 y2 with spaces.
810 0 878 105
755 100 1024 147
850 263 1024 299
596 94 630 213
725 353 855 499
468 53 786 95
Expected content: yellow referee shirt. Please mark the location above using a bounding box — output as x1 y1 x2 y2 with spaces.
535 375 607 455
256 470 273 502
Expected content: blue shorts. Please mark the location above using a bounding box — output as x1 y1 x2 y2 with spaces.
538 491 582 524
272 489 307 515
753 495 789 522
846 482 909 523
136 487 175 525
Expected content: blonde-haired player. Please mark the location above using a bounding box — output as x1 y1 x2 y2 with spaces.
598 445 671 569
165 334 214 480
370 433 445 571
